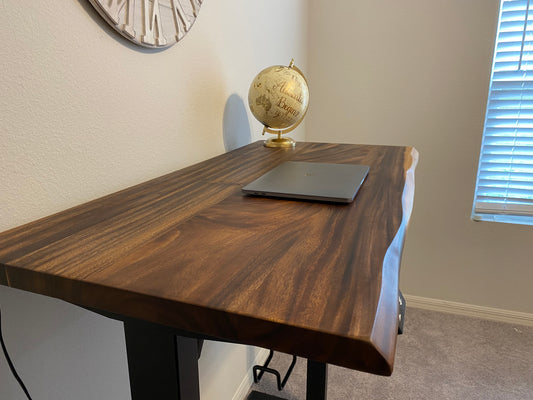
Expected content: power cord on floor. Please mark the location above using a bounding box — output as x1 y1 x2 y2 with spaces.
0 307 33 400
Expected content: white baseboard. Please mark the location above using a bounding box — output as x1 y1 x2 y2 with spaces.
404 294 533 327
232 348 270 400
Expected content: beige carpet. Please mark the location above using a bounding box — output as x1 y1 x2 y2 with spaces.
248 307 533 399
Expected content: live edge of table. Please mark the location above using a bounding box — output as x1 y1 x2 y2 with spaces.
0 141 418 400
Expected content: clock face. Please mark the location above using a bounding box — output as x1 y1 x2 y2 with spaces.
87 0 203 48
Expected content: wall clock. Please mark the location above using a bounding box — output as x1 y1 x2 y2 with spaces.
87 0 203 48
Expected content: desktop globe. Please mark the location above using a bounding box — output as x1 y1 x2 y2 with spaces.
248 60 309 147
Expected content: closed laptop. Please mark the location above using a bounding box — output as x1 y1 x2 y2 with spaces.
242 161 369 203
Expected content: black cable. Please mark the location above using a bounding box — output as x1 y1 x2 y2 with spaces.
0 307 33 400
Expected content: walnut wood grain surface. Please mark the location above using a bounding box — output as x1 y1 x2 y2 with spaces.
0 141 418 376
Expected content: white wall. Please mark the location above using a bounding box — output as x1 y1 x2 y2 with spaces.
0 1 307 399
307 0 533 314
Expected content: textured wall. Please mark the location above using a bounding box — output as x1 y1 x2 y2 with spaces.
307 0 533 314
0 1 307 399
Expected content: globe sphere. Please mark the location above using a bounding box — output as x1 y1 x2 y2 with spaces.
248 65 309 130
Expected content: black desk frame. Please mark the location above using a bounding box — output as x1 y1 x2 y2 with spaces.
91 309 327 400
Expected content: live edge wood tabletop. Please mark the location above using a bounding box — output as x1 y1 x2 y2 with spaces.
0 141 418 377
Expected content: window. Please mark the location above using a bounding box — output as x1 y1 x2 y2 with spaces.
473 0 533 226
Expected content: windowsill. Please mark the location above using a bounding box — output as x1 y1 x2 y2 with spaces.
471 213 533 226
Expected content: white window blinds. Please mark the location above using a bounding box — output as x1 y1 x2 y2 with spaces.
473 0 533 225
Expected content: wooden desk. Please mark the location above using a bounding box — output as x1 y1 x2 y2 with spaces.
0 141 418 399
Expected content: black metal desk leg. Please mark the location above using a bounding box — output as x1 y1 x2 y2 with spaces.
306 360 328 400
124 320 200 400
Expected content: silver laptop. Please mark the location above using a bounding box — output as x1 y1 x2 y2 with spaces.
242 161 369 203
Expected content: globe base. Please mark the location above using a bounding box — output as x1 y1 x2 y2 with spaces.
264 137 296 148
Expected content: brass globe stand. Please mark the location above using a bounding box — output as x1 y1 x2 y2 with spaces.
262 124 298 148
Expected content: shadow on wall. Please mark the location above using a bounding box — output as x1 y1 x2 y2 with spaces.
223 94 252 152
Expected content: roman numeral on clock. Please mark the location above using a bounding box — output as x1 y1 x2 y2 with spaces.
88 0 203 48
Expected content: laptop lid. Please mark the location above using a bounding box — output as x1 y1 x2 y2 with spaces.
242 161 370 203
